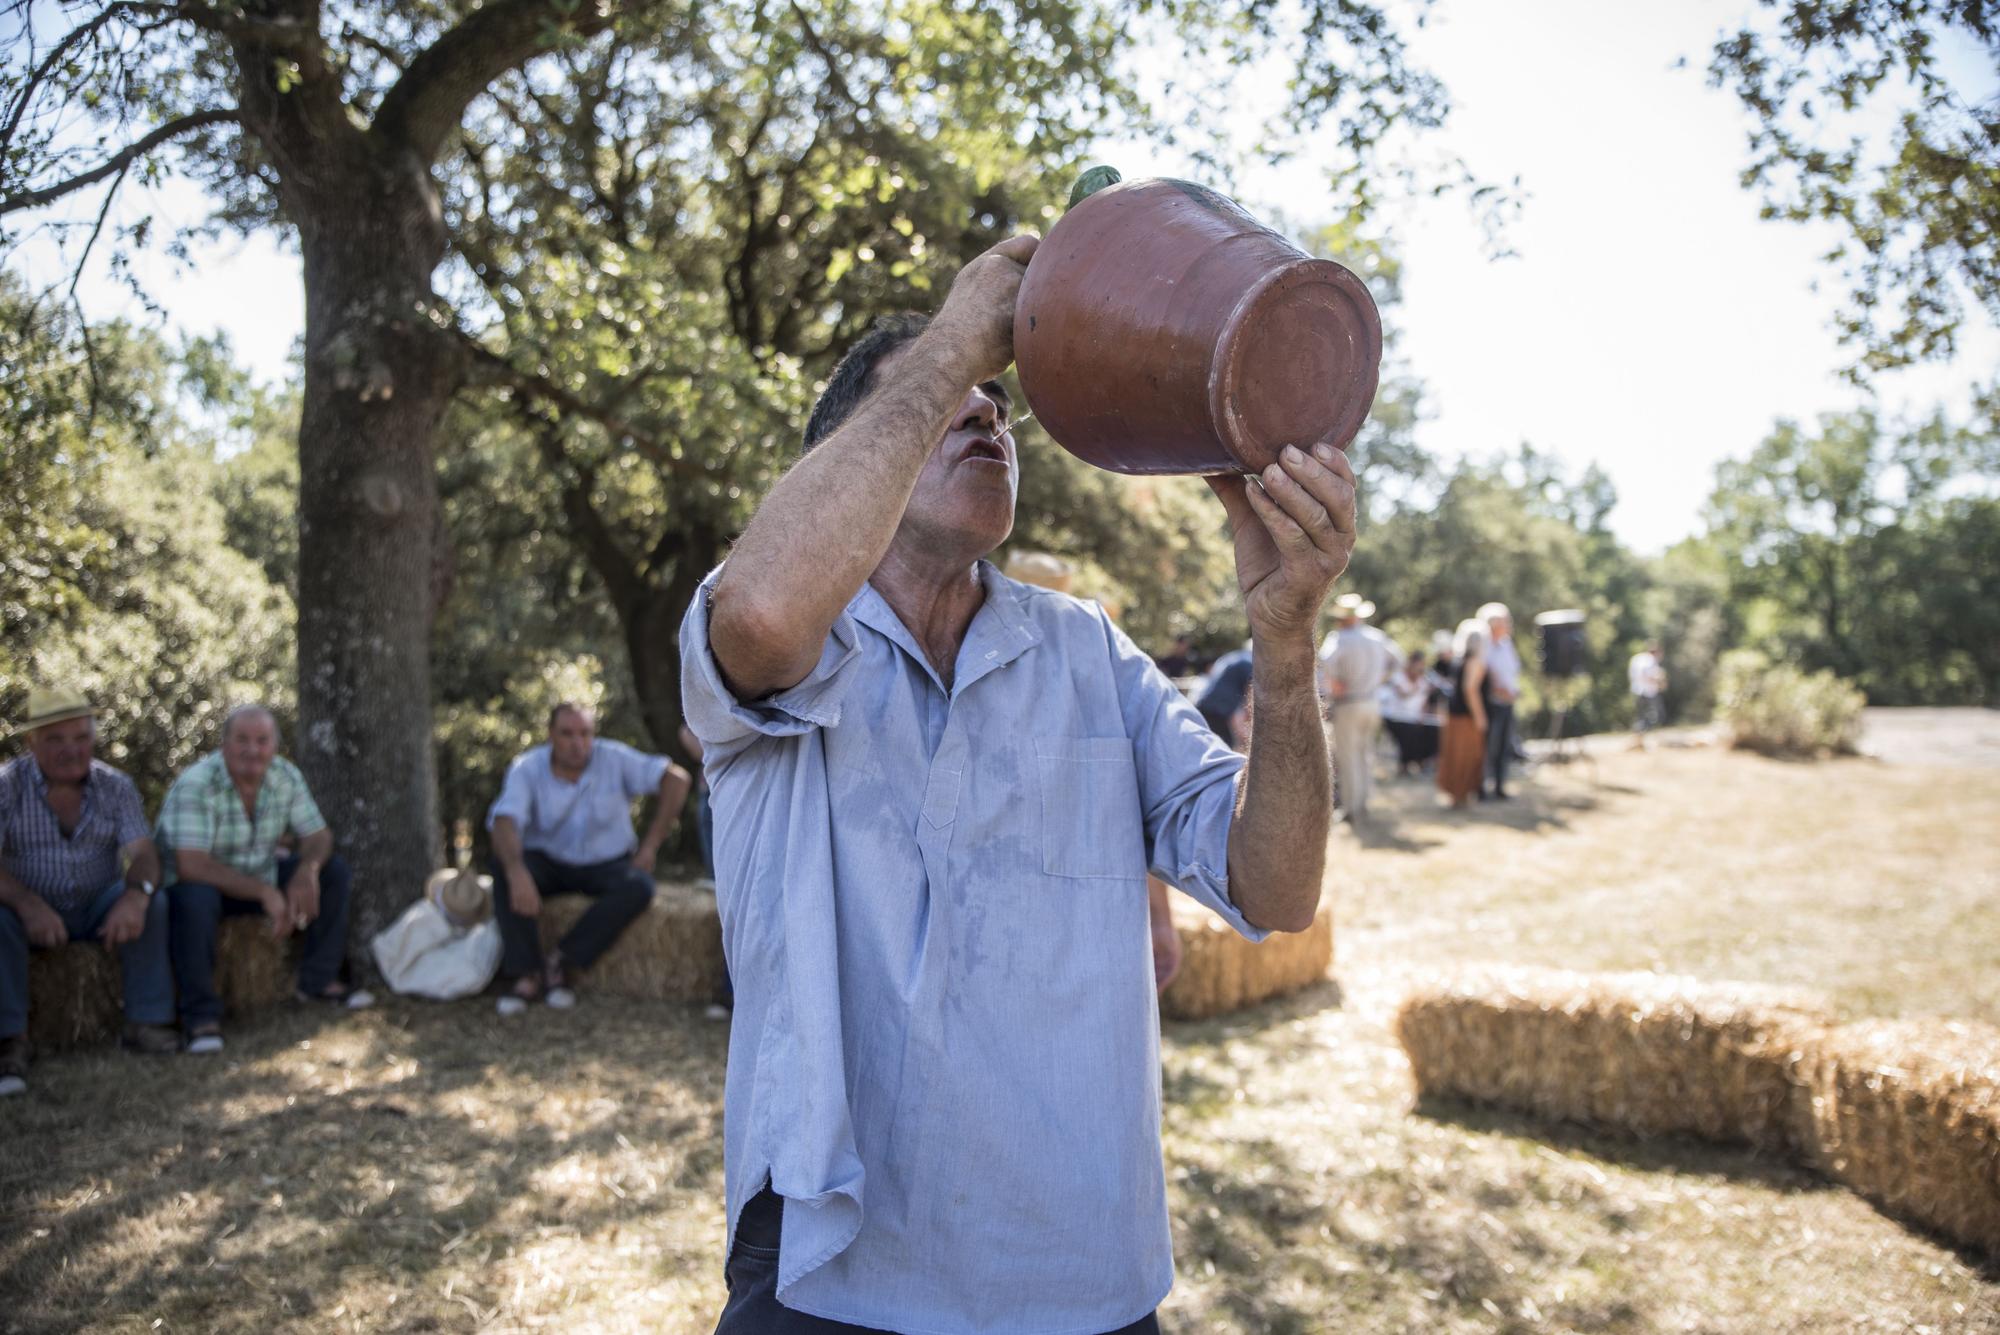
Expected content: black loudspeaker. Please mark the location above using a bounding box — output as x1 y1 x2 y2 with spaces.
1534 609 1587 678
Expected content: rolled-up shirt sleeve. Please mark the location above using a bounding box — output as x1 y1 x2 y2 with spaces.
486 755 535 833
613 741 672 799
679 566 864 769
282 761 329 839
109 773 149 849
1101 611 1267 942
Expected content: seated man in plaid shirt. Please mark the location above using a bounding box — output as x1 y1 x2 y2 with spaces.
157 704 372 1054
0 687 179 1096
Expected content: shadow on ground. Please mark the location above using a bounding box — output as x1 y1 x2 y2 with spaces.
0 998 729 1333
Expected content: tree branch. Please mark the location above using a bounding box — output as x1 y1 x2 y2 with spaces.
0 109 239 215
1 2 152 154
531 424 645 610
454 327 699 480
371 0 625 165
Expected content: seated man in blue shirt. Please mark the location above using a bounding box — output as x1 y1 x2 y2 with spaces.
683 235 1356 1334
486 704 692 1014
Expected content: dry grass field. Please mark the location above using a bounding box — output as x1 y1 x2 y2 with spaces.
3 742 1998 1333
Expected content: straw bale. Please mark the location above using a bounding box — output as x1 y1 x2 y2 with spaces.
1393 967 1830 1151
26 944 125 1052
1796 1017 2000 1259
26 917 291 1050
1160 901 1333 1022
214 916 294 1012
537 879 727 1003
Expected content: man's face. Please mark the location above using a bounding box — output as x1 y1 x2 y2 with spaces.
549 708 597 772
888 351 1018 558
1490 614 1512 642
223 714 278 785
27 717 94 785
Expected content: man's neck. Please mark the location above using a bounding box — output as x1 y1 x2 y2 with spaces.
871 538 988 686
227 766 263 803
35 760 83 797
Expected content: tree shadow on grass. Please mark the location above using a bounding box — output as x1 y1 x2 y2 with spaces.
0 996 731 1333
1409 1094 1825 1194
1412 1092 2000 1282
1163 1084 1678 1333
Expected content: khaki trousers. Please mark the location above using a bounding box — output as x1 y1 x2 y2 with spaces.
1329 703 1382 816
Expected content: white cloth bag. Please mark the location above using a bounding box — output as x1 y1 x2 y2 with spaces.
370 898 502 1000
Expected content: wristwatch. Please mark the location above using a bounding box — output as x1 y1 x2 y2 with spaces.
130 879 157 898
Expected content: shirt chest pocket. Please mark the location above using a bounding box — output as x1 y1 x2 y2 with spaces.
1034 736 1147 881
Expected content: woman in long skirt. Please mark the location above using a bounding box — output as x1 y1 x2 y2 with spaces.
1438 619 1489 807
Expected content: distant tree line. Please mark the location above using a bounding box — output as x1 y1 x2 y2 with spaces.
7 270 1994 872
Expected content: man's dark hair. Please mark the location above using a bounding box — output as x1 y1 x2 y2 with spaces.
548 702 593 731
801 313 932 451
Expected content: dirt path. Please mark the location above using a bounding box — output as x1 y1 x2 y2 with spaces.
1859 706 2000 769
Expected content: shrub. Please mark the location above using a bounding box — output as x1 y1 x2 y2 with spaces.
1715 649 1866 756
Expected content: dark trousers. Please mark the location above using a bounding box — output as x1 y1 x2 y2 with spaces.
714 1188 1162 1335
1385 718 1440 770
0 878 175 1037
1484 701 1516 794
168 854 352 1026
490 850 654 979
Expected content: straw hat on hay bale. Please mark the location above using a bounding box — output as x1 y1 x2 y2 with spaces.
1796 1016 2000 1260
427 866 493 927
536 880 726 1003
1393 967 1831 1153
1160 900 1333 1021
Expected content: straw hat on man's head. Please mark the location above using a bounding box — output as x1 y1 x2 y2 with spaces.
1332 592 1376 621
428 866 493 928
14 686 95 737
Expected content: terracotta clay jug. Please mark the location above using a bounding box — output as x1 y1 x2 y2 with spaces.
1014 175 1382 476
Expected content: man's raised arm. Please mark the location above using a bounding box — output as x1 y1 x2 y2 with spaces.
708 235 1038 700
1206 444 1359 934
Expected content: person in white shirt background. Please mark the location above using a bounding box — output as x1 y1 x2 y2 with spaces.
1477 602 1522 800
1317 593 1401 822
1629 641 1668 749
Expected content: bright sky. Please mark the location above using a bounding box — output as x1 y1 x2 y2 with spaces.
8 0 1994 555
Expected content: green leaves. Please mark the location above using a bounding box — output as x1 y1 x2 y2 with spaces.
1708 1 1999 378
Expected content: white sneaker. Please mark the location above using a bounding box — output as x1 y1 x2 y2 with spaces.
0 1074 24 1097
186 1032 224 1056
496 995 528 1017
703 1003 729 1021
342 988 376 1011
544 986 577 1011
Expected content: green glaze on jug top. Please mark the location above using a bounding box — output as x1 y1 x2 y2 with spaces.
1067 165 1122 210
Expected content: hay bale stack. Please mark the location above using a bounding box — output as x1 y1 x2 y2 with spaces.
1393 968 1830 1151
1160 901 1333 1022
214 916 294 1012
1797 1017 2000 1259
26 918 291 1051
26 944 125 1051
538 880 726 1003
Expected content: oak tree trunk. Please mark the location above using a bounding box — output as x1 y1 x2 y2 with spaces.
291 159 458 949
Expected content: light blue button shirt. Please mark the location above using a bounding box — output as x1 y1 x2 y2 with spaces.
681 561 1261 1334
484 739 669 865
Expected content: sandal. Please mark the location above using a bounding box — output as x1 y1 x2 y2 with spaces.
543 959 576 1011
497 973 541 1017
295 982 376 1010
